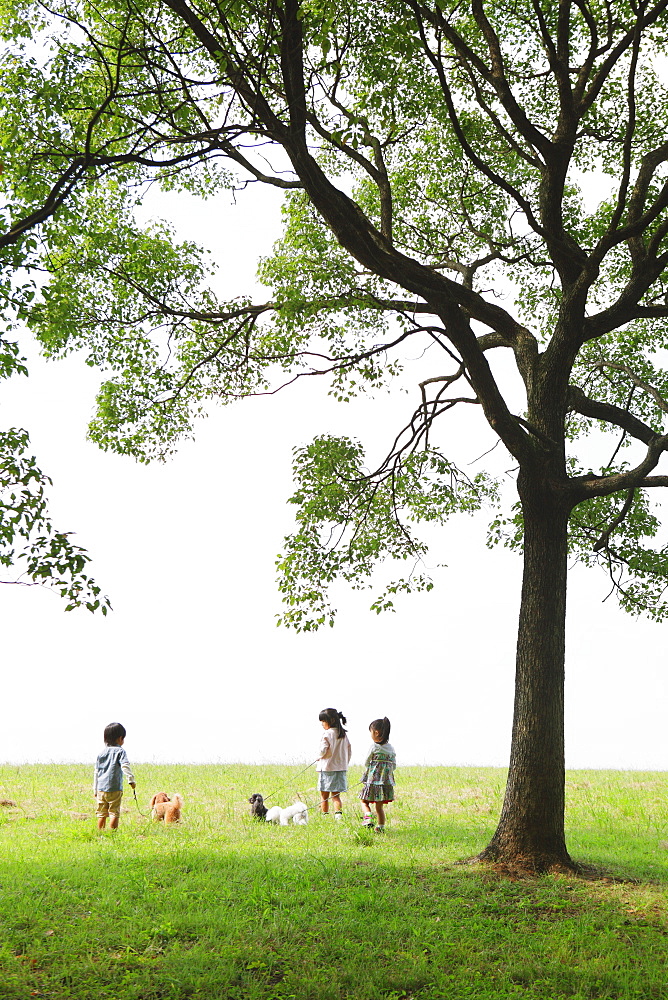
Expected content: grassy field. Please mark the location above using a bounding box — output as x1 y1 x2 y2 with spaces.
0 763 667 999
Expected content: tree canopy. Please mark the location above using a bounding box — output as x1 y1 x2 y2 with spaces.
0 29 117 611
4 0 668 867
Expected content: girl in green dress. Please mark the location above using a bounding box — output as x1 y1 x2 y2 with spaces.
359 717 396 833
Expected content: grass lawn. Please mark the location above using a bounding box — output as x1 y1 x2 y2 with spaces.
0 763 667 999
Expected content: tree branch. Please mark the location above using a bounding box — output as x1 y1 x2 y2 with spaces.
592 488 635 551
636 476 668 488
567 384 659 445
587 361 668 415
578 0 668 116
573 434 668 500
1 161 86 249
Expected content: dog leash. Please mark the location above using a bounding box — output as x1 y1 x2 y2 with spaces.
263 759 320 802
133 788 147 817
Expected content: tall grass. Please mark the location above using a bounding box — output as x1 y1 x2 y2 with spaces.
0 763 666 999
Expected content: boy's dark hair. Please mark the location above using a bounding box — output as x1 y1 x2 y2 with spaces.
319 707 347 739
104 722 127 745
370 717 391 745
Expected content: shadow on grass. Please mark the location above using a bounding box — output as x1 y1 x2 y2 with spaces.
1 825 668 1000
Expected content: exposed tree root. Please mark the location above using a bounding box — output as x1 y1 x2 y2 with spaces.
455 850 639 883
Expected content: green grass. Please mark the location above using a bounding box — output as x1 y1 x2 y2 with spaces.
0 764 667 999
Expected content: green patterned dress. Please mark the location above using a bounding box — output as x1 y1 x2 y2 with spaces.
359 741 396 803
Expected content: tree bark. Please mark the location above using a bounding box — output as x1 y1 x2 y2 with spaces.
478 479 575 871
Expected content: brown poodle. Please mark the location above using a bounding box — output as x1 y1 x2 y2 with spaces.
150 792 183 823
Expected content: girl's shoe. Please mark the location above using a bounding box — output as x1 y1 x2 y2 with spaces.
361 814 374 827
374 825 385 834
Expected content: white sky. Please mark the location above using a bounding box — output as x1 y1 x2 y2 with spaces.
1 183 666 772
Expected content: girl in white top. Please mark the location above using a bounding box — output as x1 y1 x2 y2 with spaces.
316 707 352 819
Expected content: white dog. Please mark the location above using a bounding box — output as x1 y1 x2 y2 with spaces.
265 800 309 826
282 801 309 825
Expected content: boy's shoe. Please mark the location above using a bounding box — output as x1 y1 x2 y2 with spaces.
334 811 343 821
361 815 374 827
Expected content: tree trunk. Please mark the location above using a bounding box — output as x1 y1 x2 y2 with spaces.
478 481 575 872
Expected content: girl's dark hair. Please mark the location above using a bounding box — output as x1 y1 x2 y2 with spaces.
370 717 391 745
104 722 127 745
319 707 347 739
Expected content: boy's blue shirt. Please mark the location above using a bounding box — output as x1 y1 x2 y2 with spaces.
94 745 134 793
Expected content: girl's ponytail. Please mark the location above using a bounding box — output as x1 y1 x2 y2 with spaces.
336 711 347 738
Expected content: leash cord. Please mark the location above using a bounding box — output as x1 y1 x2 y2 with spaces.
263 759 320 802
133 788 147 817
129 761 319 815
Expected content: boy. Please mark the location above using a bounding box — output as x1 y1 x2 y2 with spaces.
94 722 136 830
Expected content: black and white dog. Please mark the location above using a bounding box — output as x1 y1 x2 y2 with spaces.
249 793 269 820
248 793 308 825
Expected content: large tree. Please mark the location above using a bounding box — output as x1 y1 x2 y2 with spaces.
10 0 668 869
